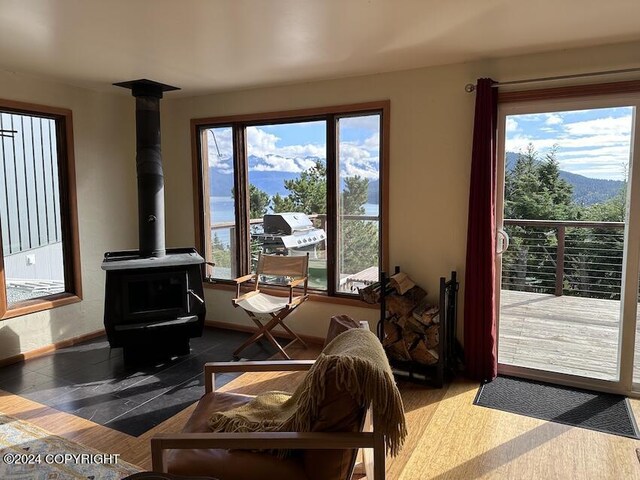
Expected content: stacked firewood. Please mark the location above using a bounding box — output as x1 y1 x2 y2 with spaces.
360 272 440 366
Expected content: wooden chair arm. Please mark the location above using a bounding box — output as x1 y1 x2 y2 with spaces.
204 360 315 392
205 360 315 374
287 277 306 288
287 294 309 309
151 432 376 472
231 289 261 306
232 274 258 302
287 276 308 302
234 274 256 284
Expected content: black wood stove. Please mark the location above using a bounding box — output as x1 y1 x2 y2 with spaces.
102 79 205 363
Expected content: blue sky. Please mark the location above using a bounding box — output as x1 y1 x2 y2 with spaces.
505 106 634 180
206 114 381 179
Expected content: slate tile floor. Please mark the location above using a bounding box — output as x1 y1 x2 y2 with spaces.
0 328 275 436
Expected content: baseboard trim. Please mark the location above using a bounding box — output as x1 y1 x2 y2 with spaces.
204 320 325 346
0 329 106 367
0 322 325 369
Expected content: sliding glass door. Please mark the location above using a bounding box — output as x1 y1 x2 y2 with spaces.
495 95 640 395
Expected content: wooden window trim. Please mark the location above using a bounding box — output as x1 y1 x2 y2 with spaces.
499 79 640 104
0 99 82 320
191 101 390 299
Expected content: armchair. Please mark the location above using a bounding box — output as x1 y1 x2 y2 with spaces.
151 329 405 480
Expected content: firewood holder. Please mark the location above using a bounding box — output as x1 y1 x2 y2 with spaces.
377 267 459 388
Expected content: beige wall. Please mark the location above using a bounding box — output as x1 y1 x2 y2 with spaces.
0 38 636 361
162 40 640 341
0 70 138 360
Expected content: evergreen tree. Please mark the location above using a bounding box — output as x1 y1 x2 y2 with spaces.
211 232 231 269
538 148 575 218
340 176 379 274
504 144 575 220
583 179 626 222
272 161 327 214
232 184 271 219
577 183 627 298
502 143 627 300
248 184 270 219
502 144 576 294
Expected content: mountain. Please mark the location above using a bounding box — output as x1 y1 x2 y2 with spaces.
209 169 300 198
505 151 625 206
557 170 625 206
210 154 380 204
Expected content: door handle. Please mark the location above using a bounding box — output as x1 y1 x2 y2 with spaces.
496 229 510 255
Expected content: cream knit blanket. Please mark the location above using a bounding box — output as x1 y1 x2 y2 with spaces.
208 328 407 456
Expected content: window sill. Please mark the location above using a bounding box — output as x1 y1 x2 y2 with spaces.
1 292 82 320
202 280 378 309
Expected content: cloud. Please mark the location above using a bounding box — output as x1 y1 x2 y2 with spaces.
565 164 627 180
339 115 380 130
246 126 326 172
505 133 631 181
277 144 326 158
206 128 233 173
563 116 632 136
545 113 563 125
251 154 303 172
246 127 280 156
363 132 380 150
506 117 519 133
208 124 381 180
505 110 635 180
247 126 379 178
338 140 380 179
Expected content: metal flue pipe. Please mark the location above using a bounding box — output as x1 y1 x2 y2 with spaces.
113 79 179 258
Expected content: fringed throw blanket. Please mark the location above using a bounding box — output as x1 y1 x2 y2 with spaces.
208 328 407 456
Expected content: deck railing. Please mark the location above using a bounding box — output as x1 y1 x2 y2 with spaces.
501 219 625 300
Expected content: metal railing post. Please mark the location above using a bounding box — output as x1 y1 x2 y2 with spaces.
555 225 565 296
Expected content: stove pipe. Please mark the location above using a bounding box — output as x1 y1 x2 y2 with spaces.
113 79 180 258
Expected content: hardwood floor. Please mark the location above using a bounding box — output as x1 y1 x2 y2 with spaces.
1 341 639 479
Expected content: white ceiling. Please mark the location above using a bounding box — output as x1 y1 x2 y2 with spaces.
1 0 640 97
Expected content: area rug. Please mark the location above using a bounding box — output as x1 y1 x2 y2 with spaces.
0 413 140 479
474 376 639 439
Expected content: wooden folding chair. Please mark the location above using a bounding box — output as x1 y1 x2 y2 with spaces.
231 252 310 359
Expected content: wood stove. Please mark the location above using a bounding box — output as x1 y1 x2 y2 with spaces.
102 248 205 362
102 79 205 363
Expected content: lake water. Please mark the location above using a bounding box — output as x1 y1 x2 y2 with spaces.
210 196 379 246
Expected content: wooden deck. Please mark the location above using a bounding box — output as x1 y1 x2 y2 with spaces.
498 290 633 381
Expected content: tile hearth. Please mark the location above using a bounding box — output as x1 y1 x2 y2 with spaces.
0 328 274 436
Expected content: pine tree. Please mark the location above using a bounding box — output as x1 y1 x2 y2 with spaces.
340 176 378 275
248 184 270 219
272 161 327 214
504 144 575 221
503 144 576 294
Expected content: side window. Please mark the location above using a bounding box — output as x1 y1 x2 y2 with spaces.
0 102 81 317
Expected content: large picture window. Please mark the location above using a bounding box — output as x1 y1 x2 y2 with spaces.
192 102 388 297
0 99 81 318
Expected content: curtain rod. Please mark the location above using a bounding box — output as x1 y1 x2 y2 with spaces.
464 67 640 92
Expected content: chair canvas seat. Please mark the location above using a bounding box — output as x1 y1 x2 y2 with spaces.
235 293 292 314
231 252 310 359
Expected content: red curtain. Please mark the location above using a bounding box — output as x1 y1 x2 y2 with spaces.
463 78 498 381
